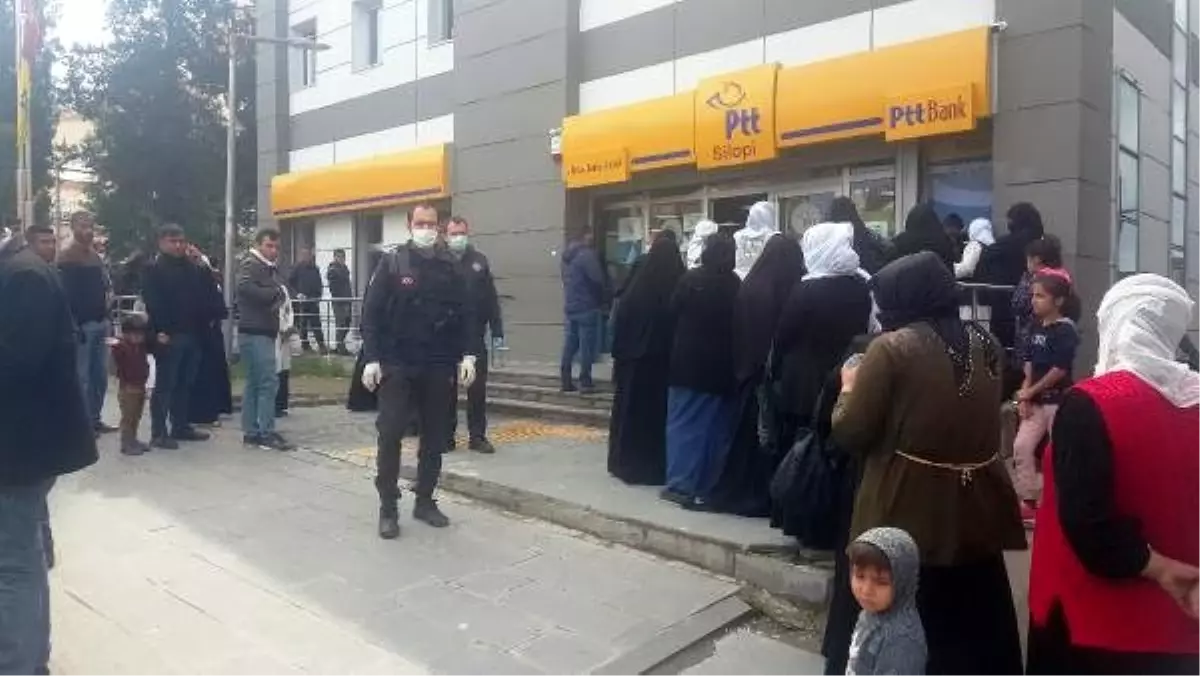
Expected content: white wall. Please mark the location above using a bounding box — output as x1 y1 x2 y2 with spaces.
288 0 454 117
578 0 996 113
287 113 454 171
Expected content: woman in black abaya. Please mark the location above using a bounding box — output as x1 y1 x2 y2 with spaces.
706 234 804 515
607 237 685 485
189 254 233 426
889 203 956 270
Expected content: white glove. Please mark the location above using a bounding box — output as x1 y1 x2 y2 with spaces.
362 362 382 392
458 355 477 388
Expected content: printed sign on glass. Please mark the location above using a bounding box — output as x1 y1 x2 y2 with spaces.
564 148 630 188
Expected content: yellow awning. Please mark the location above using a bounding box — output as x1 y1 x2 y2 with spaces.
776 27 990 148
561 93 694 188
559 27 991 188
270 144 449 219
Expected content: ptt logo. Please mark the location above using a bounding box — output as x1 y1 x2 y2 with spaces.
706 81 761 141
888 94 968 130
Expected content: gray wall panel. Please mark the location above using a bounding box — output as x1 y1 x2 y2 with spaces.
579 5 675 83
255 0 289 229
765 0 871 30
454 82 568 148
455 0 570 59
1116 0 1173 56
455 30 570 105
456 137 560 192
673 0 765 57
288 73 455 150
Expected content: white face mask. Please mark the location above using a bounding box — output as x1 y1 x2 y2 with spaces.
410 227 438 249
447 234 469 252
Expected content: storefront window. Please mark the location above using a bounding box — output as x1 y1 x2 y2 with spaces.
927 161 992 227
598 204 646 290
650 200 704 254
849 176 897 238
780 191 837 238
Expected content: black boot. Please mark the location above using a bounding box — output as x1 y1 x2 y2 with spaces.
378 504 400 539
413 499 450 528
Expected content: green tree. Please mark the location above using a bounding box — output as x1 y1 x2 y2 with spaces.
0 0 59 227
63 0 256 258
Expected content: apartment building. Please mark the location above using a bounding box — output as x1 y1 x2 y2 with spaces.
256 0 1200 362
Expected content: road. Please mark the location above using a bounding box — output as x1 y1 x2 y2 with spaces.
46 413 822 674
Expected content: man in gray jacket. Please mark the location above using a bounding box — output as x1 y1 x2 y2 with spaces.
236 228 293 450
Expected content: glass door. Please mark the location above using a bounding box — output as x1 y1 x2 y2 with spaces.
777 180 841 239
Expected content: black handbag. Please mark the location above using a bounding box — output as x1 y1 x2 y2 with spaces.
769 384 845 549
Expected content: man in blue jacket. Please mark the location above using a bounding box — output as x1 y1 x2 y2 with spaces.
559 230 607 394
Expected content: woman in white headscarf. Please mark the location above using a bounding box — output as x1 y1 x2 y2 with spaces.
733 201 779 279
772 222 874 464
1028 274 1199 675
954 217 995 279
686 220 719 269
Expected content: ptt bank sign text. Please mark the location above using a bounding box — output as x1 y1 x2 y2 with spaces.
696 64 779 169
884 84 976 141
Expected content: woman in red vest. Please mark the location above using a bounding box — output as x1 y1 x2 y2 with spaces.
1028 273 1200 674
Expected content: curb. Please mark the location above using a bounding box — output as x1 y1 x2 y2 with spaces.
304 446 832 610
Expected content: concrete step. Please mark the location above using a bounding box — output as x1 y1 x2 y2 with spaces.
460 395 610 428
485 381 613 411
489 368 615 393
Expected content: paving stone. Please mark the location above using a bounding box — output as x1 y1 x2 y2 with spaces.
512 628 616 674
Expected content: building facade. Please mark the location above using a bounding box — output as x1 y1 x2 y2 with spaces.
256 0 1200 363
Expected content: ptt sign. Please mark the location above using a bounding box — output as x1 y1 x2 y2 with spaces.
884 84 976 141
696 64 779 169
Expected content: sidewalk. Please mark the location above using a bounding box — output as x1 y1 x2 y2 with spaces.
287 408 831 608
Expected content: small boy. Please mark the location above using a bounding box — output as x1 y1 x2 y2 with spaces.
112 313 152 456
846 527 927 675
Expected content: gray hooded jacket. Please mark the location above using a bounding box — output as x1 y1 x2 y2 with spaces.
846 527 927 675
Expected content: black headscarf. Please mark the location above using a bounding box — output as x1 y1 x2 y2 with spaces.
733 234 804 381
872 251 968 362
890 204 956 270
700 233 735 275
828 196 889 275
612 237 685 360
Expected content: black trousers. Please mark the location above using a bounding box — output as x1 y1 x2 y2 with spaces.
448 350 489 442
295 300 326 350
333 301 352 349
375 363 455 507
150 333 201 439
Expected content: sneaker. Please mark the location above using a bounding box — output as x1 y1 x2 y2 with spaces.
171 427 210 442
561 382 577 393
275 409 289 418
120 442 147 456
413 500 450 528
243 434 263 446
658 487 688 506
94 422 118 434
151 436 179 450
682 496 717 512
262 432 296 452
579 383 597 395
468 438 496 454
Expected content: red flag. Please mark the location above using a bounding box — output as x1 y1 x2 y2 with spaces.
20 0 41 63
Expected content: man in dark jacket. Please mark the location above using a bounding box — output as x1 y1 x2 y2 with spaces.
141 223 212 449
57 211 114 433
977 201 1046 348
360 203 476 538
0 232 97 674
236 228 292 451
444 217 503 454
288 247 327 354
326 248 353 355
559 230 606 393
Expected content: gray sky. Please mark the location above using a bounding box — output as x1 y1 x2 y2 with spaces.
55 0 110 47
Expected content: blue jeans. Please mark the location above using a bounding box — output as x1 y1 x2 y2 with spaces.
561 310 600 387
76 320 109 427
150 333 201 439
239 334 278 438
0 482 51 675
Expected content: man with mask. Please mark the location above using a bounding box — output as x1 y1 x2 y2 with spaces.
360 203 476 539
444 216 503 454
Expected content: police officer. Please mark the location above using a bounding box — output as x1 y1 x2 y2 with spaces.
444 216 503 454
360 203 477 539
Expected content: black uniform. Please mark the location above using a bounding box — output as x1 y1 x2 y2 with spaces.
288 260 326 351
326 260 353 352
361 243 472 513
448 246 503 446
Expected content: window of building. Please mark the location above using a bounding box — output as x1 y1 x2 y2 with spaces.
1116 75 1140 275
1170 1 1189 284
429 0 454 44
294 20 318 88
353 1 382 70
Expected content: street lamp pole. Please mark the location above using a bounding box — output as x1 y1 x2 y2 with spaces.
222 23 328 357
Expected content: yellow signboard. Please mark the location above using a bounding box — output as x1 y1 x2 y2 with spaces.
884 84 976 141
563 148 630 188
695 63 779 170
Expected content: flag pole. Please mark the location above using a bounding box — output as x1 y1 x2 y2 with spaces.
13 0 24 229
